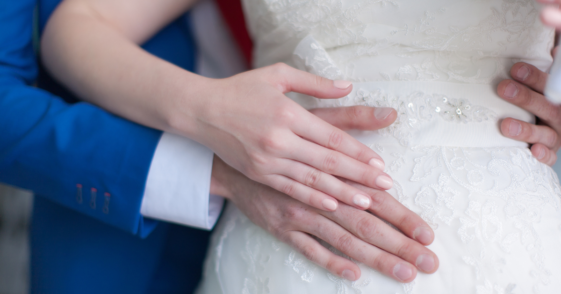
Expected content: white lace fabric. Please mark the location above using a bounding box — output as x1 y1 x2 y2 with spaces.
196 0 561 293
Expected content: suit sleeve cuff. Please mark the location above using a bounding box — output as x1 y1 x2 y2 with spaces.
140 132 223 230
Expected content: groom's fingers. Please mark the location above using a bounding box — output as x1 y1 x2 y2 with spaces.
310 106 397 131
346 181 434 245
320 204 438 275
302 210 418 282
531 143 558 165
500 118 558 149
541 6 561 29
283 231 361 281
497 79 560 125
508 62 547 94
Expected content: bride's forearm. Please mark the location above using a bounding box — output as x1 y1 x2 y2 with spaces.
41 0 400 216
41 0 206 137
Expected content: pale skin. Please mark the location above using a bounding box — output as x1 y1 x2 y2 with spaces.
40 0 559 284
41 0 437 282
212 109 439 282
41 0 394 213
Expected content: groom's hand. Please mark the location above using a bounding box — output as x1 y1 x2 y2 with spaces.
497 61 561 165
211 106 438 283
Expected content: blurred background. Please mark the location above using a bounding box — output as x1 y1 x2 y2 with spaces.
2 159 561 294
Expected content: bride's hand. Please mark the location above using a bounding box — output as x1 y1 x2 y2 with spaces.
497 62 561 165
212 156 438 283
185 63 396 212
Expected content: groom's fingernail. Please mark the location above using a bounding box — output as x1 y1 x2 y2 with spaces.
374 107 393 120
342 269 357 281
333 80 353 89
353 194 371 209
504 82 519 99
416 254 436 273
375 175 393 190
536 146 546 160
393 263 413 281
516 65 530 81
322 199 338 211
368 158 385 170
412 227 433 245
508 120 522 136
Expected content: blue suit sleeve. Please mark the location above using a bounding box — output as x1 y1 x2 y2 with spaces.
0 0 163 237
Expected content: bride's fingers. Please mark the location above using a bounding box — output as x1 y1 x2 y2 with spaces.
345 182 434 245
283 231 361 281
309 106 397 131
287 138 393 190
531 143 558 165
291 107 386 166
263 174 340 211
319 204 438 274
500 118 559 149
269 63 354 99
275 159 373 210
301 212 418 282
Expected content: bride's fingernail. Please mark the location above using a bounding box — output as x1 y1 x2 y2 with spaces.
375 175 393 190
333 80 353 89
508 120 521 136
342 269 357 281
322 199 338 211
412 227 433 244
353 194 371 209
504 82 519 99
416 254 435 273
393 263 413 281
368 158 385 170
374 107 393 120
515 65 530 81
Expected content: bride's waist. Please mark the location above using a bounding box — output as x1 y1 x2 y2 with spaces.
289 81 534 148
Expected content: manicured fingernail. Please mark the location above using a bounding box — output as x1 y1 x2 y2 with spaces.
393 263 413 281
412 227 433 244
536 146 546 160
342 269 356 281
416 254 435 273
368 158 385 170
508 120 521 136
333 80 352 89
516 65 530 81
374 107 393 120
504 82 519 99
375 175 393 190
353 194 371 209
322 199 338 211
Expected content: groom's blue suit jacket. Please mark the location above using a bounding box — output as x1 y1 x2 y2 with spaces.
0 0 211 293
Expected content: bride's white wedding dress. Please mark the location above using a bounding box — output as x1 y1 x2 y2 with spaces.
197 0 561 293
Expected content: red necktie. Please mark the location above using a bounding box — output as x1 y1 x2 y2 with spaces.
215 0 253 67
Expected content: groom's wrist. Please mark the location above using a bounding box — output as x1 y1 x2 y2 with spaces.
209 155 236 200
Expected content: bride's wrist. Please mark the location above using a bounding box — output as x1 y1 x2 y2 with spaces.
163 74 217 139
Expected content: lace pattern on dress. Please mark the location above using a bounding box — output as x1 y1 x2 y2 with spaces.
207 146 561 294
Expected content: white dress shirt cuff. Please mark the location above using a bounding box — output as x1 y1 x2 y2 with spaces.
141 132 224 230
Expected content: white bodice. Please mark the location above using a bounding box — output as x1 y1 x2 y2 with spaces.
243 0 555 147
196 2 561 294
